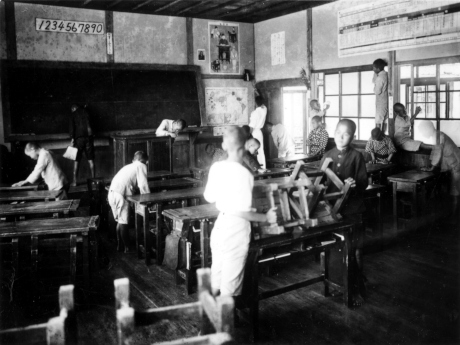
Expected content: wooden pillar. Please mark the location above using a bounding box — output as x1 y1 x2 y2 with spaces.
306 8 313 153
388 50 396 136
186 18 194 65
5 1 17 60
105 11 114 63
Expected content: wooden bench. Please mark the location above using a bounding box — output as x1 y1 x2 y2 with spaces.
114 268 233 345
0 190 63 204
0 285 77 345
162 204 219 294
0 216 99 290
253 168 292 180
0 184 42 192
0 200 80 221
127 187 205 266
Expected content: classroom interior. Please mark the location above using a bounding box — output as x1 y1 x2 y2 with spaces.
0 0 459 344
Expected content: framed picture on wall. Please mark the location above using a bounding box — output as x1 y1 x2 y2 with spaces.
208 22 240 75
197 49 206 61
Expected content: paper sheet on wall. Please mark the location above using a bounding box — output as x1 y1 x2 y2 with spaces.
338 0 460 57
271 31 286 66
204 87 248 126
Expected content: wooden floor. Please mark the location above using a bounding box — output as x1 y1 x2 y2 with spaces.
1 215 459 344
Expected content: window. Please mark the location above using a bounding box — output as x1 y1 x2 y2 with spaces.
322 70 376 140
282 86 308 154
399 62 460 146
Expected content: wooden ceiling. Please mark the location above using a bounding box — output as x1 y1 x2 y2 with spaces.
7 0 335 23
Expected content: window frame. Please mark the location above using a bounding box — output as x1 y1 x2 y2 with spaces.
282 86 309 154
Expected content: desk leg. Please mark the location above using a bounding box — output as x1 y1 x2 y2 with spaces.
413 184 419 229
342 228 353 308
31 235 38 299
200 219 210 269
70 234 77 284
82 233 89 288
250 259 260 342
377 192 383 249
322 249 330 297
135 209 142 259
154 203 162 265
12 238 18 276
89 230 99 273
144 205 151 266
392 182 398 230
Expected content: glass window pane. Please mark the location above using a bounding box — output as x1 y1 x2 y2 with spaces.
400 84 407 106
413 86 426 102
358 118 376 140
427 92 436 102
324 117 339 137
342 95 358 117
448 91 460 119
440 103 446 119
325 96 339 116
414 103 426 117
318 86 324 105
425 103 436 118
427 85 436 92
440 63 460 78
414 120 437 143
440 92 446 102
325 74 339 95
447 81 460 91
361 95 376 117
441 84 446 91
361 71 374 94
440 121 460 146
400 65 411 79
417 65 436 78
342 72 358 94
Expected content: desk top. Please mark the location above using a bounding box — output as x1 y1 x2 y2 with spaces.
0 190 63 202
0 200 80 217
254 168 292 179
105 177 200 192
304 161 398 175
0 184 40 192
0 215 99 237
162 203 219 221
387 169 444 183
127 187 205 205
269 154 320 164
111 132 174 140
91 170 177 185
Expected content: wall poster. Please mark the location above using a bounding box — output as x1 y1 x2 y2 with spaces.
208 22 240 75
204 87 248 126
338 0 460 57
271 31 286 66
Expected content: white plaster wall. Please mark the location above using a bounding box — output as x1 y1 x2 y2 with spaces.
254 11 308 82
193 18 255 75
114 12 186 64
15 3 107 62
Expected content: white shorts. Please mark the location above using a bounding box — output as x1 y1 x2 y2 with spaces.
210 213 251 296
108 191 129 225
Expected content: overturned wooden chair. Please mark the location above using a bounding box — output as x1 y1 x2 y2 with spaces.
0 285 77 345
114 268 234 345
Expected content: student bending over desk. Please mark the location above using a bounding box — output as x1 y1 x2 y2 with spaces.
204 126 276 298
418 120 460 225
265 122 296 158
12 142 69 200
108 151 150 253
243 138 263 174
155 119 186 138
365 127 396 164
320 119 368 306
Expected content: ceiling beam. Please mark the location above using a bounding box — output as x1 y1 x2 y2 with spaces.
106 0 125 9
154 0 183 13
176 1 212 15
220 1 271 18
237 1 291 20
192 0 236 16
132 0 156 11
83 0 92 5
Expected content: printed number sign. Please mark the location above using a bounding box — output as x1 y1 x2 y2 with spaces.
36 18 104 35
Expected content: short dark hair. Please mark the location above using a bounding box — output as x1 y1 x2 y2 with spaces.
255 96 265 107
337 119 356 137
25 141 41 151
393 102 405 114
371 127 383 141
133 151 148 162
373 59 387 71
174 119 187 130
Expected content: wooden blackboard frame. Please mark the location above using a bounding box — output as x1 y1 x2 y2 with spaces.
0 59 206 142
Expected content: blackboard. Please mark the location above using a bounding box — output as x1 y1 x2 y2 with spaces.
1 61 204 140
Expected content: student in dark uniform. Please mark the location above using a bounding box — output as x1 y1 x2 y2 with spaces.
69 104 95 186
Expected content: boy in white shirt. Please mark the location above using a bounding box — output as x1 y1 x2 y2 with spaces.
204 126 276 297
13 142 69 199
109 151 150 253
155 119 187 138
265 122 296 158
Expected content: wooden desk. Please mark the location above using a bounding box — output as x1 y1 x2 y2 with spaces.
387 169 447 229
111 132 174 173
162 204 219 294
364 184 387 249
0 216 99 288
268 154 321 168
242 219 354 341
253 168 292 180
127 187 205 266
0 190 63 204
0 199 80 220
104 177 201 194
0 184 41 192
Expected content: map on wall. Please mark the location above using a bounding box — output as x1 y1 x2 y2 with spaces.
209 22 240 75
338 0 460 57
204 87 248 125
